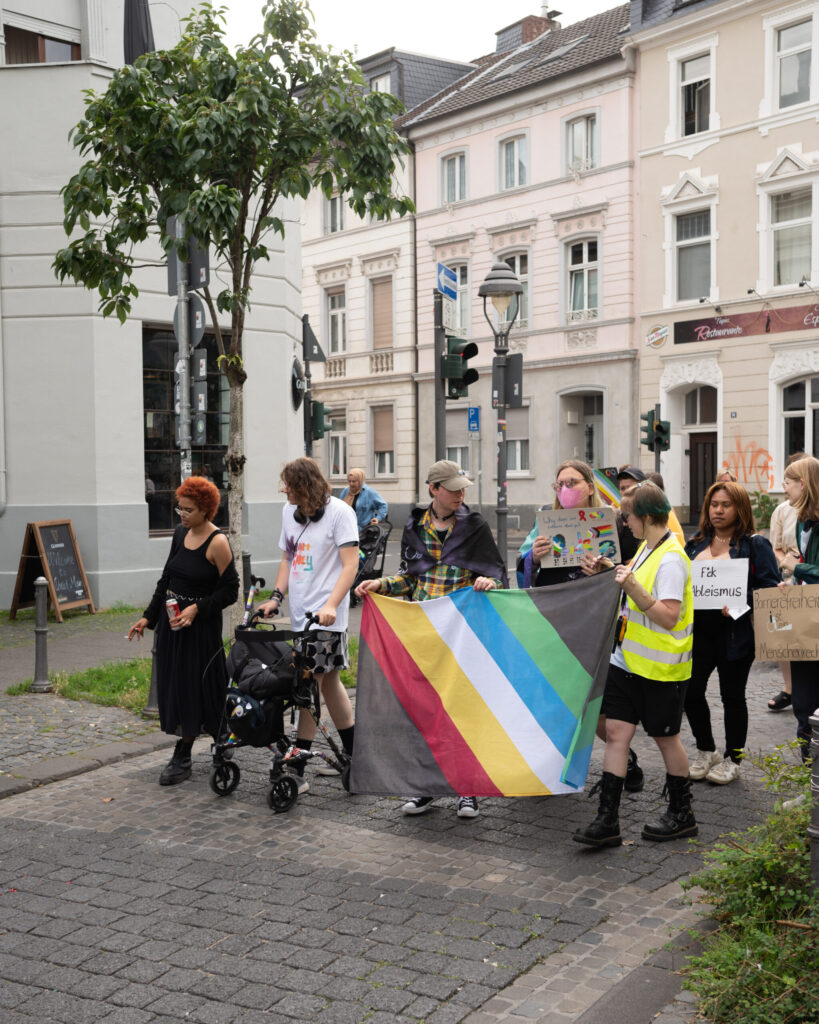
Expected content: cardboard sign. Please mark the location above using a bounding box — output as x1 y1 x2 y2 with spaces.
534 507 621 568
753 584 819 662
691 558 748 610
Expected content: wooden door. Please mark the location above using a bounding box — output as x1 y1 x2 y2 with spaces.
689 432 716 524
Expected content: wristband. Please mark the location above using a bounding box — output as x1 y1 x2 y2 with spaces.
272 588 285 603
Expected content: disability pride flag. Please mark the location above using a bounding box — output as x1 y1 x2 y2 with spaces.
349 571 619 798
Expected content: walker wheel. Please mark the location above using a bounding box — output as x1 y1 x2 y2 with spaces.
341 765 351 792
267 775 299 813
209 761 240 796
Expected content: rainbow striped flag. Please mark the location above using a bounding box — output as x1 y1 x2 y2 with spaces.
349 573 619 798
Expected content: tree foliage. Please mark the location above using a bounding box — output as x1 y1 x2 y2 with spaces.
54 0 414 379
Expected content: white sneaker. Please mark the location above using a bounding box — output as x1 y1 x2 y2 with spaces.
456 796 479 819
689 749 722 781
402 797 434 815
315 760 341 776
284 767 309 794
706 757 741 785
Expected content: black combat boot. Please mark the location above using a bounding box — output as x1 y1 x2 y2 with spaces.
625 748 644 792
641 773 698 841
572 771 624 847
159 739 193 786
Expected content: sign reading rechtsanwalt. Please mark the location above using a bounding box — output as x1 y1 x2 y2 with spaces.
691 559 748 610
753 584 819 662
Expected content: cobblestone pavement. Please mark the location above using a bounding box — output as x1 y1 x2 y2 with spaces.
0 653 798 1024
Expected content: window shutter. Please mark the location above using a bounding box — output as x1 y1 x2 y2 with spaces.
506 407 529 440
372 278 393 350
446 410 469 446
372 407 394 451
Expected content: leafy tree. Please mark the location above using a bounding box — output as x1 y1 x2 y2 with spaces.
54 0 413 596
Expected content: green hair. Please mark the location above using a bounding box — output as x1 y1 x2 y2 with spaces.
620 481 671 523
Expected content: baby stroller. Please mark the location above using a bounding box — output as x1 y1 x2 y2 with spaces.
209 584 351 812
350 519 392 606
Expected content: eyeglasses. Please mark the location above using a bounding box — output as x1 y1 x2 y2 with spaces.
174 506 198 517
552 478 585 490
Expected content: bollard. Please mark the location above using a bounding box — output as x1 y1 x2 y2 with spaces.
142 629 159 719
31 577 52 693
242 551 252 603
809 711 819 891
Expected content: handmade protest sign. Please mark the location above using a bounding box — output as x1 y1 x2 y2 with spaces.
753 584 819 661
535 507 621 568
691 558 748 610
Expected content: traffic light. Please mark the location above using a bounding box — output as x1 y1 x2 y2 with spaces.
654 419 671 452
311 400 332 441
640 409 655 450
441 336 479 399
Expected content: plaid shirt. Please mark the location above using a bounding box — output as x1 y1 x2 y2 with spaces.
381 506 503 602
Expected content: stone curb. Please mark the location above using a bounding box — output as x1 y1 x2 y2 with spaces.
0 733 176 799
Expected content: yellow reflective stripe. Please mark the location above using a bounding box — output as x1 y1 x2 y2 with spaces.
628 609 694 640
621 636 692 665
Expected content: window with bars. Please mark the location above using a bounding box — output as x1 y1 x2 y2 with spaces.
675 209 711 301
778 19 812 108
371 278 393 350
143 327 229 534
372 406 395 476
772 188 812 286
568 239 598 320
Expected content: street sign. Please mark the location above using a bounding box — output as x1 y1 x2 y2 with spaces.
302 317 326 362
166 216 210 293
468 407 480 433
173 292 206 347
442 295 457 330
437 262 457 301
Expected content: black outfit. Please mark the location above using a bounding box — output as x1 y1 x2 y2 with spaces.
790 521 819 755
683 532 780 761
144 525 239 740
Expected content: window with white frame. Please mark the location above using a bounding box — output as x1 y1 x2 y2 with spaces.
582 393 603 467
567 114 597 173
778 19 812 108
675 209 712 301
568 239 598 320
370 73 391 93
327 288 346 354
445 264 470 336
772 188 812 286
446 408 470 473
501 253 529 326
326 195 344 234
782 376 818 459
683 385 717 426
371 277 393 350
680 54 711 136
442 152 466 204
371 406 394 476
506 407 530 475
500 135 527 190
328 411 348 478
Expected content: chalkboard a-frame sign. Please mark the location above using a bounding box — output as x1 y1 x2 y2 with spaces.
10 520 96 622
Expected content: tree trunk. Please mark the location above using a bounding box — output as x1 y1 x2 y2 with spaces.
225 378 246 631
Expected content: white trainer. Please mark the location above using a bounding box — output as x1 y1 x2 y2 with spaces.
688 749 722 781
315 760 341 776
706 757 741 785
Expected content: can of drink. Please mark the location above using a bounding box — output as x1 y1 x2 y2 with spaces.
166 597 182 630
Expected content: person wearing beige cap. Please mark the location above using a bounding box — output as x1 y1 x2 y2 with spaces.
356 459 507 820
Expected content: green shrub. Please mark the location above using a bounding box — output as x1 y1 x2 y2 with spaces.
681 746 818 1023
749 490 779 530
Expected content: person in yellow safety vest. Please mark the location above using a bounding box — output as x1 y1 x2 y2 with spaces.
574 481 696 848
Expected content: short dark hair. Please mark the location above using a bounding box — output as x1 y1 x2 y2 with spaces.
620 481 671 526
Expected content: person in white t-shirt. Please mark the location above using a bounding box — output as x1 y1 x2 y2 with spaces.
257 458 359 790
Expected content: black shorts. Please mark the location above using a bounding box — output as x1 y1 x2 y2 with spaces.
602 663 688 738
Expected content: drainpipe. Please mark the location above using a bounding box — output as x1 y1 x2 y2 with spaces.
410 138 420 506
0 204 6 517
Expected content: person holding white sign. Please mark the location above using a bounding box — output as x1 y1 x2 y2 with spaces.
779 456 819 759
683 482 780 785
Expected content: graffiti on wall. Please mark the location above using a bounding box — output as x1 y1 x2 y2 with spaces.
719 437 775 491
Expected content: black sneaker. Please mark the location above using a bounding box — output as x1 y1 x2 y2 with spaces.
456 797 479 819
402 796 434 815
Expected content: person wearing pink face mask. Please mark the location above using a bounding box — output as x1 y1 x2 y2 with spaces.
517 458 645 793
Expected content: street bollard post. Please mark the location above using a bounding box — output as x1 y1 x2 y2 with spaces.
31 577 52 693
809 712 819 890
142 630 159 719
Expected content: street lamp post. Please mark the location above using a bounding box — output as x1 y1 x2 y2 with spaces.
478 261 523 569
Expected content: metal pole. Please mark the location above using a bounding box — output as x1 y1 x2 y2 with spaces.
176 216 192 481
303 315 313 457
31 577 51 693
433 290 446 461
809 711 819 890
477 419 483 515
495 343 508 566
654 401 661 474
142 629 159 719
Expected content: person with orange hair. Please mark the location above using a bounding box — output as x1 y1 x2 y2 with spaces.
129 476 238 786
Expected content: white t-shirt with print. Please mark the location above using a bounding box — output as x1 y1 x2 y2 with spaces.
279 496 359 631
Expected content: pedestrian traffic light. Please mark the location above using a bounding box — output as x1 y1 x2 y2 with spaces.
654 418 671 452
311 400 332 441
640 409 655 450
442 336 479 399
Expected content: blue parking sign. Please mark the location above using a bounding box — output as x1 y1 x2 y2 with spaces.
468 407 480 432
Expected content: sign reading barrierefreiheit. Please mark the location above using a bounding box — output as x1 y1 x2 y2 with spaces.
753 584 819 662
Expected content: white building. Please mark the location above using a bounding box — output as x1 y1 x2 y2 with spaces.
0 2 302 608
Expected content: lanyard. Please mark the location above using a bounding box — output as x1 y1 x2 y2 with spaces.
619 531 671 613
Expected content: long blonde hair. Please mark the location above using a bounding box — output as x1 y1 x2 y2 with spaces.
785 456 819 520
552 459 604 510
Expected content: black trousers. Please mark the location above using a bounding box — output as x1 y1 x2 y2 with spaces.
790 660 819 757
684 621 754 762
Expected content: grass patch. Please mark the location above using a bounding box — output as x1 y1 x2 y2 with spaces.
11 659 152 713
0 602 140 624
681 745 818 1023
340 636 358 688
